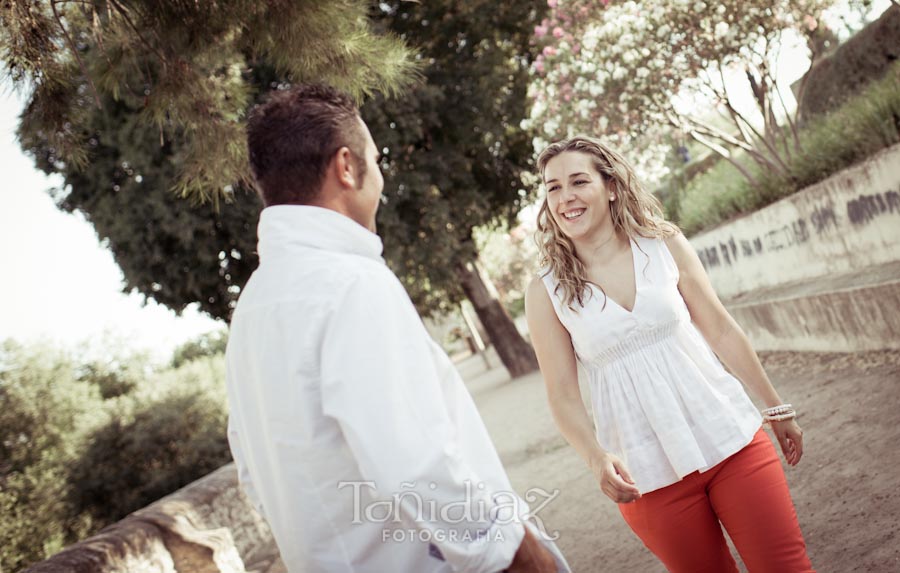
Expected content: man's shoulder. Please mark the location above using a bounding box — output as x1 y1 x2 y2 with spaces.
233 254 401 319
336 257 412 305
329 254 401 290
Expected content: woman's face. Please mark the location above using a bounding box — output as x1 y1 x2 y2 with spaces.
543 151 613 241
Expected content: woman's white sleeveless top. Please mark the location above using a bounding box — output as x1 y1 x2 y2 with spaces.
540 234 762 494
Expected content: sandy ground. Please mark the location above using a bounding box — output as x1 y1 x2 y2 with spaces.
465 349 900 573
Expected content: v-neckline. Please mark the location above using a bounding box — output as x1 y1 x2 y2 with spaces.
589 236 640 315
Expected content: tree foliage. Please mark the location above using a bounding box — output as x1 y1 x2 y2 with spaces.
20 91 264 320
0 340 230 571
16 1 546 324
2 0 418 202
171 329 229 369
526 0 840 186
0 341 107 570
364 0 546 315
69 356 230 524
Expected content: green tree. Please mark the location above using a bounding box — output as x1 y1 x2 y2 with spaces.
69 356 230 525
362 0 545 376
0 341 105 570
171 329 229 369
19 93 263 321
1 0 417 201
0 340 232 571
13 1 548 377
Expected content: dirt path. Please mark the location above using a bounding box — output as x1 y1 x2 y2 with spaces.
468 350 900 572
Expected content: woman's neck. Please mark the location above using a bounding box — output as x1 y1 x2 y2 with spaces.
574 225 625 267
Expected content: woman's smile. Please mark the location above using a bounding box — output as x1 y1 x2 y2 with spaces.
562 207 587 221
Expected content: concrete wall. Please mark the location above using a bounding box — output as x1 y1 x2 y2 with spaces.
24 465 284 573
690 143 900 301
688 143 900 352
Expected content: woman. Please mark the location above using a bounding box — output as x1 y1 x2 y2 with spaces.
524 135 815 572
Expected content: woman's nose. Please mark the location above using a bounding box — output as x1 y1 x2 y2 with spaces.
559 184 576 202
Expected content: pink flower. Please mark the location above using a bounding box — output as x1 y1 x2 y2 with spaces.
572 43 581 54
564 93 572 101
553 26 564 38
535 60 545 73
548 0 558 8
534 25 548 38
542 45 557 57
803 14 818 31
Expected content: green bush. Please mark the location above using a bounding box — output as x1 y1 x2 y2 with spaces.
170 329 228 369
676 60 900 236
0 341 231 571
0 341 106 571
70 359 231 523
68 356 229 524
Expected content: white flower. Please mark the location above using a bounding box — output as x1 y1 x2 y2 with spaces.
544 119 559 136
715 22 729 38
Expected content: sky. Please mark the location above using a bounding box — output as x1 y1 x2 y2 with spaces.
0 88 221 362
0 0 888 363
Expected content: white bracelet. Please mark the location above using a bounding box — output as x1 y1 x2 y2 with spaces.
762 404 793 416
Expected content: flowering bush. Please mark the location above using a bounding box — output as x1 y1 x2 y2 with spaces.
524 0 837 186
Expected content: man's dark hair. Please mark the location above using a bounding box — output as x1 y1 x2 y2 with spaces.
246 84 366 206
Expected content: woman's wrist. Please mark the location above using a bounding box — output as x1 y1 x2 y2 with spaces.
587 450 609 472
761 403 797 423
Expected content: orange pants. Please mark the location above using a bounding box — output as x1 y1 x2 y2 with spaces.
618 426 815 572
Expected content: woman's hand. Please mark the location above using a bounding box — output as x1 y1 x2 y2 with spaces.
590 453 642 504
769 418 804 466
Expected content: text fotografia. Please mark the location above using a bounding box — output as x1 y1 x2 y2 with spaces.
337 480 561 541
384 526 505 544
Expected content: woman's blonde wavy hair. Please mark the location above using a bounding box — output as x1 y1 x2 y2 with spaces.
536 135 680 311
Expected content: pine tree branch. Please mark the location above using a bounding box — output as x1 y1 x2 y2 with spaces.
106 0 167 69
50 0 102 108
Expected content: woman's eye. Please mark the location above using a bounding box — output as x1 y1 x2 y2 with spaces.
575 180 588 185
548 185 559 192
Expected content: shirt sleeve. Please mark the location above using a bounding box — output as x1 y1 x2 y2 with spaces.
227 416 266 519
320 268 525 573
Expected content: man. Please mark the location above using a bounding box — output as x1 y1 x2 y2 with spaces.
225 84 571 572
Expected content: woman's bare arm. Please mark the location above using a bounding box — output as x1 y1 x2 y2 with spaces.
662 232 784 408
663 232 803 466
525 276 641 499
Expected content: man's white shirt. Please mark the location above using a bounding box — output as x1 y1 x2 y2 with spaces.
225 205 570 572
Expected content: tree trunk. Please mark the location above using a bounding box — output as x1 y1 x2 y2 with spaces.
455 258 539 378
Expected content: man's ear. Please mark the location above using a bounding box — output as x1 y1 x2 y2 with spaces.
332 146 357 190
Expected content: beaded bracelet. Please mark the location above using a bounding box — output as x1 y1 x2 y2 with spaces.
765 411 797 422
761 403 793 416
761 403 797 423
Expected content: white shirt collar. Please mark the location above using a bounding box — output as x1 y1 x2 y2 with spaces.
256 205 384 262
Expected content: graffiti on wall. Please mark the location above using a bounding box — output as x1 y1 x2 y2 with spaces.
847 190 900 225
696 189 900 270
